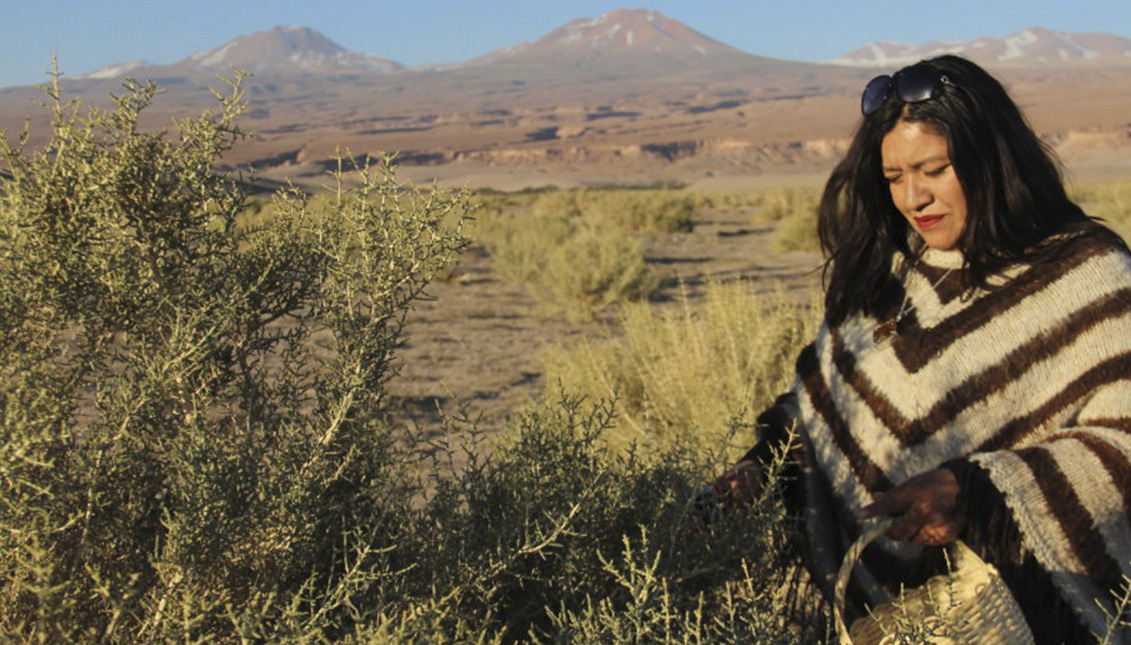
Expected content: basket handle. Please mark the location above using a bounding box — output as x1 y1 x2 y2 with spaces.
833 517 895 645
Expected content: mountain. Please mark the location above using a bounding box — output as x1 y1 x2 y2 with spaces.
456 8 804 77
68 11 797 84
171 26 403 75
5 11 1129 193
67 17 1131 83
828 27 1131 68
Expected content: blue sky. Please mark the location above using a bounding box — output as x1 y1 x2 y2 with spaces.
4 0 1129 88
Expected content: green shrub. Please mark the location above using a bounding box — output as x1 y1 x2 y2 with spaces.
483 188 707 320
531 220 660 322
541 280 822 454
712 191 766 212
0 71 831 644
0 71 470 641
771 206 820 254
758 188 818 254
483 205 659 321
756 187 817 224
530 188 699 234
404 395 815 644
10 67 1041 645
532 189 588 220
483 210 576 285
586 189 699 233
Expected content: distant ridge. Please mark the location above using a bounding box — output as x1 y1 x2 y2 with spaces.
63 15 1131 84
828 27 1131 68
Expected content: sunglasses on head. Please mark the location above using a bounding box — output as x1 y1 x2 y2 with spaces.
860 63 954 116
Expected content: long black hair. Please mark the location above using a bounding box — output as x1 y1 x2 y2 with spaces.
818 54 1104 325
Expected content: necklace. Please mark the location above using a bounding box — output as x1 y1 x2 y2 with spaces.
873 267 954 344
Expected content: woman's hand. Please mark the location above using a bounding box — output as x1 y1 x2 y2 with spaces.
859 468 964 546
713 459 763 508
688 461 763 529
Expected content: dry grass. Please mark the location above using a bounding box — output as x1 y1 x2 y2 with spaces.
541 279 822 455
477 191 665 321
530 219 660 322
529 188 702 233
758 187 821 254
1073 179 1131 241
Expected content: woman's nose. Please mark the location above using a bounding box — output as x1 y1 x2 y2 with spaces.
903 177 932 210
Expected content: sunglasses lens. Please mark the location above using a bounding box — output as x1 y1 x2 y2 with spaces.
860 64 950 116
861 75 892 116
895 64 940 103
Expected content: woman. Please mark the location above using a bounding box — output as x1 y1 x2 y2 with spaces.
721 55 1131 643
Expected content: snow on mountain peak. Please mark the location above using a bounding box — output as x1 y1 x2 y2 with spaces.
828 27 1131 68
72 59 152 80
179 26 401 74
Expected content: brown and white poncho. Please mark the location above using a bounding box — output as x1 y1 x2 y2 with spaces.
757 227 1131 642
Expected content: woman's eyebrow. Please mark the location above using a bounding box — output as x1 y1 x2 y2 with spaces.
883 154 950 172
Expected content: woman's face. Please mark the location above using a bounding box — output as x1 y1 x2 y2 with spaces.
880 120 968 251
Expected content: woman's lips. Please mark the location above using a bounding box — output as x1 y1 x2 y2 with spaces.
914 214 945 229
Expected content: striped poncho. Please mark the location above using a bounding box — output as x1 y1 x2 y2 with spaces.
761 227 1131 642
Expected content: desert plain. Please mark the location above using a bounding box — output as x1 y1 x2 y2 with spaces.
3 12 1130 438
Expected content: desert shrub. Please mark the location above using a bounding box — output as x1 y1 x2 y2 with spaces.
0 72 470 641
756 187 818 224
531 219 660 322
483 207 659 321
530 188 699 234
771 205 820 254
759 187 820 254
541 280 822 454
723 186 823 254
400 395 815 644
1073 179 1131 242
585 189 699 233
485 188 701 320
532 188 588 220
698 190 767 214
0 70 833 644
481 209 576 285
484 186 708 321
467 190 538 240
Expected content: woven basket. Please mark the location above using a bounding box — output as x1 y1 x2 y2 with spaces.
833 518 1035 645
